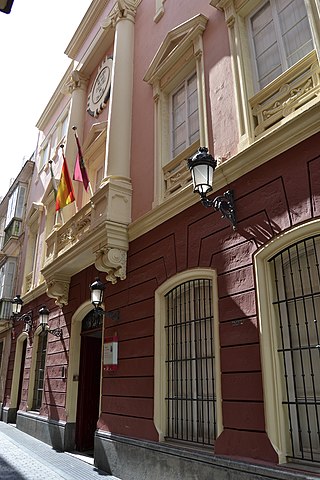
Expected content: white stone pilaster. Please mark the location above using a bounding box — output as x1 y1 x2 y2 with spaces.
103 1 136 183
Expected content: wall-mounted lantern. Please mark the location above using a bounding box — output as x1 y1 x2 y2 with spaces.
11 295 33 333
188 147 236 229
89 278 119 321
11 296 62 338
38 305 62 338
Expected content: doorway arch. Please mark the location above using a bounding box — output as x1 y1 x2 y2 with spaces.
9 332 28 422
65 301 104 452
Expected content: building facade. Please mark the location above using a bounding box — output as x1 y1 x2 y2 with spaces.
1 0 320 479
0 159 34 420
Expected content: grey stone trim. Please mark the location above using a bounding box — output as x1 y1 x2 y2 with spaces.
2 406 18 424
94 430 319 480
16 411 75 451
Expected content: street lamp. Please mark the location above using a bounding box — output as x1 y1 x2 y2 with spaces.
11 295 33 331
188 147 236 229
89 278 119 321
90 277 106 309
38 305 62 338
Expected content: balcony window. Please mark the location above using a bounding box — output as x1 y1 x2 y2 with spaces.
249 0 314 91
5 184 26 228
3 219 22 247
0 259 16 307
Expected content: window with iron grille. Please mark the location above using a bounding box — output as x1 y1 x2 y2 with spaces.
32 331 48 411
270 235 320 464
0 341 3 370
165 279 217 445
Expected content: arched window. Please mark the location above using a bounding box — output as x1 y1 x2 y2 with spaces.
269 234 320 464
255 220 320 465
154 270 222 447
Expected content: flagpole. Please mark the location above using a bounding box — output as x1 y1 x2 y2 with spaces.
59 144 77 214
49 159 64 225
72 126 94 198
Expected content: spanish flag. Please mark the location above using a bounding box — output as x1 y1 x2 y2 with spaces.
55 146 75 211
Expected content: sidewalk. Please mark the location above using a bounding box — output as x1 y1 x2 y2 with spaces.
0 421 121 480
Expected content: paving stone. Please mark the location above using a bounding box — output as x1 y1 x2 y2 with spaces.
0 422 121 480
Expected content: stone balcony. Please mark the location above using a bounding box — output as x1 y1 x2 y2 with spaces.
41 177 132 306
249 50 320 138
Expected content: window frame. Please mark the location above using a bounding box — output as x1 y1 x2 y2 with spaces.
32 331 48 412
247 0 314 92
28 328 48 413
22 203 44 294
254 218 320 464
170 72 200 160
5 184 26 228
210 0 320 148
144 14 209 206
154 269 222 444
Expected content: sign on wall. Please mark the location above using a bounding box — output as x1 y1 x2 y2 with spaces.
103 335 118 371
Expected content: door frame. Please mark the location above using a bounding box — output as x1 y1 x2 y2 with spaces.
65 301 104 428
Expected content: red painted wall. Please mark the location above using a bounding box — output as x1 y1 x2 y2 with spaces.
100 133 320 462
5 134 319 465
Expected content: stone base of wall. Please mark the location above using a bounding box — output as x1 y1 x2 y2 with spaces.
2 406 17 424
94 431 318 480
16 411 75 451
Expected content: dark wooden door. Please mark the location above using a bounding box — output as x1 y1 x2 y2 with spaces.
75 334 102 451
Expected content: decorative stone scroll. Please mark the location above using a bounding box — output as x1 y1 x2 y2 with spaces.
46 276 71 307
95 247 127 284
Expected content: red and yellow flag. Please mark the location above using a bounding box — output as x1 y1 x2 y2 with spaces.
55 148 75 211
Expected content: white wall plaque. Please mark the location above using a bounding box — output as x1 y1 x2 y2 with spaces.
87 57 113 117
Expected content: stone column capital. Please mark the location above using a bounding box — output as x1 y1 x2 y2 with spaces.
65 70 89 94
111 0 137 25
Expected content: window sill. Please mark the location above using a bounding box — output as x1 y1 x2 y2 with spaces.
162 140 200 200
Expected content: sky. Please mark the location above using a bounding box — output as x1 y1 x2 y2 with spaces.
0 0 92 199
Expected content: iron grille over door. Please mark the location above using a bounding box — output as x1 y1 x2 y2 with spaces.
165 278 216 446
270 235 320 464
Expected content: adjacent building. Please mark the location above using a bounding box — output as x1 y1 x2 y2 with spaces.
0 158 34 418
1 0 320 479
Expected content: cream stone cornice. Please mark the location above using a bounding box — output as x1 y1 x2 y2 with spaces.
129 101 320 241
65 0 111 59
66 1 141 77
36 62 75 130
20 282 47 306
77 16 115 77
